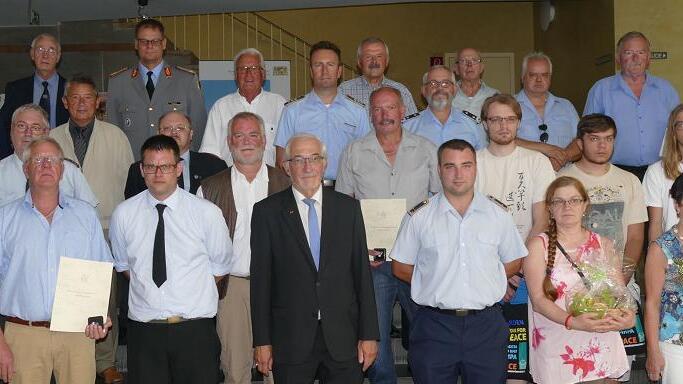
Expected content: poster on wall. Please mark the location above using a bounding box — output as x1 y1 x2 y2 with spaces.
199 60 291 112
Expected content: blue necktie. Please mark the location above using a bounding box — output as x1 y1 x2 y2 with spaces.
303 198 320 270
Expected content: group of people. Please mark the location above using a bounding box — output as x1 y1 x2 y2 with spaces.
0 15 682 384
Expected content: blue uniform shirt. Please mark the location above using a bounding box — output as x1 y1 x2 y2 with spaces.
584 73 680 166
32 72 59 128
275 90 371 180
403 107 485 150
391 192 527 309
516 90 579 149
0 193 112 321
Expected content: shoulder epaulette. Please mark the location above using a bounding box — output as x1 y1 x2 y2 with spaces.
108 67 129 78
402 112 420 122
285 95 305 106
487 195 509 211
345 94 365 107
64 158 80 168
408 199 429 216
175 65 196 75
462 110 480 123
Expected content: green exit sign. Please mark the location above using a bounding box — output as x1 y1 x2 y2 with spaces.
651 52 668 60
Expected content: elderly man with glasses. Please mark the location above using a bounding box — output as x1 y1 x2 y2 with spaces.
451 48 499 127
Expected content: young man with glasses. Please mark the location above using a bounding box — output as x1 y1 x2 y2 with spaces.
0 33 69 159
515 52 581 171
106 18 207 161
404 65 484 150
558 113 648 382
475 93 556 384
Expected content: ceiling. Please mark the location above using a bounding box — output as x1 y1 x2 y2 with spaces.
4 0 533 26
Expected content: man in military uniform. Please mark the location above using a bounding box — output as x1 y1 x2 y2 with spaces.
106 18 207 161
274 41 370 184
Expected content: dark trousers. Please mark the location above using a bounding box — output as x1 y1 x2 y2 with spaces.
273 323 363 384
614 164 648 182
409 305 508 384
126 318 220 384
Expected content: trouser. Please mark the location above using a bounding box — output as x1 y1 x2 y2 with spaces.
368 261 417 384
409 304 508 384
217 275 274 384
127 318 220 384
95 269 118 373
4 321 95 384
273 323 363 384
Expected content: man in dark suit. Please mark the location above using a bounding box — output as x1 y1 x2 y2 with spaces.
124 111 226 197
251 133 379 383
0 33 69 159
199 112 290 383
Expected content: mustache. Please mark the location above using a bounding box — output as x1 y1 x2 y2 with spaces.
368 62 381 69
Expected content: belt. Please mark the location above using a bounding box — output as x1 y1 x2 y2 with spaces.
5 316 50 328
425 304 499 317
148 316 190 324
322 179 335 187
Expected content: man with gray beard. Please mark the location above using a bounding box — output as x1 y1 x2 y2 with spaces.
404 65 484 149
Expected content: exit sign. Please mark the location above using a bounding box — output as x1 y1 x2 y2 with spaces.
651 51 668 60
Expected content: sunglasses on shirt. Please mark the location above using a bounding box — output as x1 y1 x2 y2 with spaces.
539 124 548 143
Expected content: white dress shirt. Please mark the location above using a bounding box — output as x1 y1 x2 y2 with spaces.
110 187 232 322
200 90 286 167
292 186 323 247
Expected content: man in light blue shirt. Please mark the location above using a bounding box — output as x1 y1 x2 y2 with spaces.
275 41 371 182
515 52 580 171
404 65 485 150
0 136 112 383
584 31 680 179
392 139 526 384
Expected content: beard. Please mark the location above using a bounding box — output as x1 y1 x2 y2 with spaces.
426 90 453 111
232 148 264 165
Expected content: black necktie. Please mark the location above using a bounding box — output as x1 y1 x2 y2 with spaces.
152 203 167 287
39 81 50 122
146 71 155 99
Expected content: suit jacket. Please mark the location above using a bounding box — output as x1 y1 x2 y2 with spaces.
250 187 379 364
200 165 291 298
124 151 227 198
0 74 69 159
106 64 207 160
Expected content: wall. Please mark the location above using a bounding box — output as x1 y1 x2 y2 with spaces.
614 0 683 99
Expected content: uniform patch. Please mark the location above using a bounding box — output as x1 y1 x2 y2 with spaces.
487 195 509 211
164 67 172 77
402 112 420 122
285 95 305 106
109 67 128 78
131 68 139 79
462 110 480 123
345 94 365 107
408 199 430 216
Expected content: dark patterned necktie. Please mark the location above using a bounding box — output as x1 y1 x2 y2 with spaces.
39 81 50 122
146 71 155 99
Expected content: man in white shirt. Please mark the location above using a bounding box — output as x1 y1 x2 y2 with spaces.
200 48 286 166
198 112 290 384
110 134 232 384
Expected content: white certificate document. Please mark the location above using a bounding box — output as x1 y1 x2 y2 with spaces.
360 198 407 258
50 257 113 332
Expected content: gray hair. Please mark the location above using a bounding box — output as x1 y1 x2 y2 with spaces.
158 111 192 129
233 48 264 73
227 111 266 137
30 33 61 53
11 104 49 130
369 86 404 109
356 37 390 62
21 136 64 163
284 133 327 160
521 52 553 79
617 31 651 53
422 65 456 85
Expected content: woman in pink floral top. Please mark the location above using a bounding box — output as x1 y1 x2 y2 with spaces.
524 176 634 383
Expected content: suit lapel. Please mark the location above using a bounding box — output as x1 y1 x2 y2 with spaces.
282 188 318 274
319 188 334 273
188 151 198 192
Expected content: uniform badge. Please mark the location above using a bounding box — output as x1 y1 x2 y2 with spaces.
131 68 139 78
164 67 172 77
125 117 132 127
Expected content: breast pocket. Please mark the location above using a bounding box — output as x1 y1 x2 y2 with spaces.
164 100 187 113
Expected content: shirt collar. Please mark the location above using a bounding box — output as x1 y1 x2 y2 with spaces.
232 162 269 183
34 72 58 87
517 90 558 109
360 75 385 88
308 90 344 107
180 150 190 162
437 190 488 217
292 184 323 205
614 71 657 91
425 106 457 124
68 118 95 137
145 185 181 211
238 88 263 104
138 61 165 80
22 190 69 210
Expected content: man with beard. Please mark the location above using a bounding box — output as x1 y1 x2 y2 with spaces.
584 31 679 180
558 114 647 381
197 112 290 384
336 86 440 384
452 48 499 131
404 65 484 150
475 94 555 383
339 37 417 115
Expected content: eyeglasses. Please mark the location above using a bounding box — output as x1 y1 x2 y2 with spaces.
539 124 548 143
288 155 325 167
142 163 178 174
425 80 454 89
456 58 481 66
29 155 63 167
137 38 164 47
549 198 585 208
14 122 46 135
486 116 518 126
35 47 58 56
236 65 263 74
159 125 190 134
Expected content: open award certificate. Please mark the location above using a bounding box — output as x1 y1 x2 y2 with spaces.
50 257 113 332
360 198 407 259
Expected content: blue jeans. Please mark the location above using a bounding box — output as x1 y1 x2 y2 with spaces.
367 261 417 384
